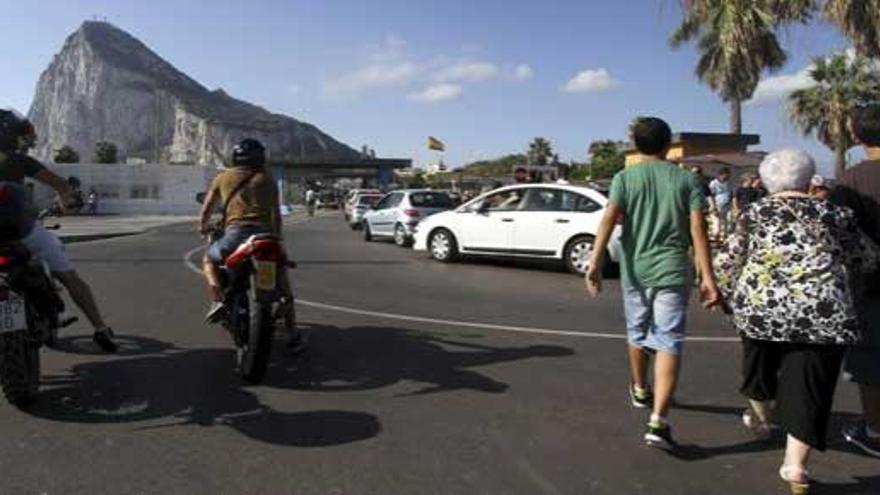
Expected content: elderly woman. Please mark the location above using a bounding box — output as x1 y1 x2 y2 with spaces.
714 149 879 494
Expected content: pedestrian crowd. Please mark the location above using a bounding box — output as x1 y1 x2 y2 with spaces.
586 110 880 494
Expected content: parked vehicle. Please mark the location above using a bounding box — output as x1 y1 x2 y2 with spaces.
412 184 622 274
208 230 294 383
362 190 455 247
0 215 75 406
343 189 381 222
348 194 382 230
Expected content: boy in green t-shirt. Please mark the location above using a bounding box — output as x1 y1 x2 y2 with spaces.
586 117 720 450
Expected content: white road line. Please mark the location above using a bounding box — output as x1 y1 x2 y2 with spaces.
182 219 738 343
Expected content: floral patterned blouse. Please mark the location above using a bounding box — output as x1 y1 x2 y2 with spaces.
714 196 879 344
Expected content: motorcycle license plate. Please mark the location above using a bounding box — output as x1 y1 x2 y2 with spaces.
255 261 277 290
0 295 26 334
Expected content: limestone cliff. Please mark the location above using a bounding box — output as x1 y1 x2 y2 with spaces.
28 21 360 165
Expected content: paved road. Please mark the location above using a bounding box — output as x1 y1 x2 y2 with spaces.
0 212 876 494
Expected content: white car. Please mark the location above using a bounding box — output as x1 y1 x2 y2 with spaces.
412 184 622 274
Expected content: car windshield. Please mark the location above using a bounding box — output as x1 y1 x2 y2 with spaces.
358 195 381 206
409 192 454 208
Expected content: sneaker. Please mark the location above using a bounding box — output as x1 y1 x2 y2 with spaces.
92 327 118 353
205 301 228 324
843 420 880 458
644 422 676 450
629 384 652 409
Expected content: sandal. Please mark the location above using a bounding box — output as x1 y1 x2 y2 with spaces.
742 409 776 440
779 465 810 495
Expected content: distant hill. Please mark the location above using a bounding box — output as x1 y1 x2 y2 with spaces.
28 21 360 165
455 154 527 177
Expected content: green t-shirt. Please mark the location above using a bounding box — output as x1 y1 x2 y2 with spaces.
0 151 45 183
609 161 706 288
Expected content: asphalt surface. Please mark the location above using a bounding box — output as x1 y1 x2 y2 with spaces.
0 211 876 494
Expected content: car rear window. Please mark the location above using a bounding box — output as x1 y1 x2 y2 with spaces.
358 195 381 206
409 192 454 208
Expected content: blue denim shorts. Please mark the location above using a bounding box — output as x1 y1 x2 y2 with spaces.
207 225 271 264
622 285 690 355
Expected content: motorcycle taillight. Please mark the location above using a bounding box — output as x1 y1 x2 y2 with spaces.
0 255 13 267
250 240 284 261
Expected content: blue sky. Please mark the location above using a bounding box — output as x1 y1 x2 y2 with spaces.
0 0 859 175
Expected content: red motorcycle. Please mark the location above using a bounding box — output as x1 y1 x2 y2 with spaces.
217 232 294 383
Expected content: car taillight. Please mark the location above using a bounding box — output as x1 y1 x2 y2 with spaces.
403 208 422 218
0 255 12 267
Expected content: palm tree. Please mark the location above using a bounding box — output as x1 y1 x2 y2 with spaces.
824 0 880 58
788 53 880 178
528 137 553 166
670 0 813 134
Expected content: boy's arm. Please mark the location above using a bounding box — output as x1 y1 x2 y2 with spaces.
585 202 622 297
32 169 76 205
690 209 721 308
199 183 220 235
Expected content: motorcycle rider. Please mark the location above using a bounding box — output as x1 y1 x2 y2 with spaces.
0 109 117 352
198 138 303 350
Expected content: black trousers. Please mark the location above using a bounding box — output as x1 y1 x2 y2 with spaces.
740 337 845 451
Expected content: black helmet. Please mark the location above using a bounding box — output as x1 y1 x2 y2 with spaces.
0 109 36 153
231 138 266 168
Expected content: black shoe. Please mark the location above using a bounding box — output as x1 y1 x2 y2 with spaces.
644 422 676 450
205 301 228 324
93 328 118 353
843 420 880 458
629 384 652 409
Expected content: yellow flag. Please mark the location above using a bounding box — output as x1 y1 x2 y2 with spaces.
428 136 445 151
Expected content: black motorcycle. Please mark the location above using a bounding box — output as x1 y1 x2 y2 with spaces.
0 221 75 406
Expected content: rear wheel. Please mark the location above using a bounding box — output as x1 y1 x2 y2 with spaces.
237 282 274 384
0 330 39 407
393 224 411 247
429 228 458 262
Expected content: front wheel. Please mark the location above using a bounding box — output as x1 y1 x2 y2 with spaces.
0 330 40 407
429 228 458 263
237 283 275 384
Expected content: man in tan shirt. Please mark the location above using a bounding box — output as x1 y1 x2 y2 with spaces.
198 139 301 349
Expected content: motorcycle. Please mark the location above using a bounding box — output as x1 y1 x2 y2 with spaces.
211 230 295 383
0 217 76 406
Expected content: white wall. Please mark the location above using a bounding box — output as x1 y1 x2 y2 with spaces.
33 163 219 215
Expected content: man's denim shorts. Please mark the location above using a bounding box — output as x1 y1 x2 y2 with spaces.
207 224 271 264
622 285 690 355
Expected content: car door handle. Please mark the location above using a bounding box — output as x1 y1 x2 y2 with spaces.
555 219 570 224
501 218 515 223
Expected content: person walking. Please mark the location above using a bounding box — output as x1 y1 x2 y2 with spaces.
832 103 880 458
709 167 733 240
586 116 720 450
714 149 878 494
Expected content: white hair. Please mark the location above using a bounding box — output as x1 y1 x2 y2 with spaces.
759 149 816 194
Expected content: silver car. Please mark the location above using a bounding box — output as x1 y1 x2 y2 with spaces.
362 190 455 247
348 193 383 230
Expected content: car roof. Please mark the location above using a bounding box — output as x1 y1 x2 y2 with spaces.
462 183 609 207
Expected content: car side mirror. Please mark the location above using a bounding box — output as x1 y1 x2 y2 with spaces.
476 201 490 214
195 192 206 205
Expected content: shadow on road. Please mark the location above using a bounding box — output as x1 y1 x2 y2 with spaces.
28 338 380 447
25 325 573 447
265 323 575 396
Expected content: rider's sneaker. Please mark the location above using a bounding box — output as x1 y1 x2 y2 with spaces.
205 301 228 324
93 327 118 353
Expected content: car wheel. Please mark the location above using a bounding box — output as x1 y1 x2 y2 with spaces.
564 235 595 275
429 228 458 262
363 222 374 242
393 224 411 247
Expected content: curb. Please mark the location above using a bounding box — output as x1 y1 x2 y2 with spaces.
59 231 143 244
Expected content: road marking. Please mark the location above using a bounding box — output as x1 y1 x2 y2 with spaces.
183 216 738 343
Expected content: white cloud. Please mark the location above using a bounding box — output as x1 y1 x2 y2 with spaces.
433 61 499 83
749 68 813 105
562 68 619 93
322 62 420 98
408 83 463 103
513 64 534 81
